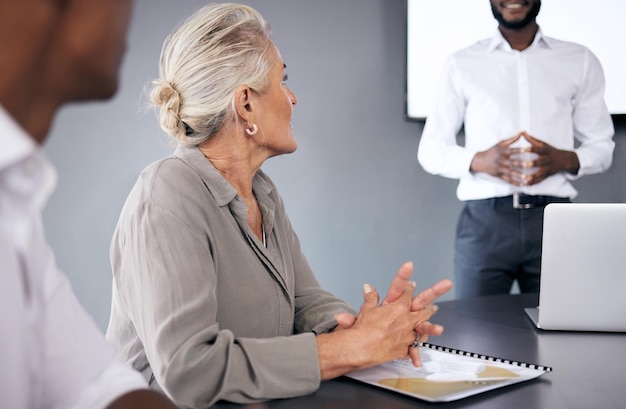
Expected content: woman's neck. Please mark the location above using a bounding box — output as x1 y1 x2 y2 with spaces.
199 128 263 200
198 128 266 242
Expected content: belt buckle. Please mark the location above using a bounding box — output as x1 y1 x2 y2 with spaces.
513 192 532 209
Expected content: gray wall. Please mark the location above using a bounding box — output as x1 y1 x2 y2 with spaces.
43 0 626 330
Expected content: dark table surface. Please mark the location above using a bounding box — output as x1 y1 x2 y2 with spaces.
214 293 626 409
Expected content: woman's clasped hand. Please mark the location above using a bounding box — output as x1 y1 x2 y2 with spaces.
318 261 453 380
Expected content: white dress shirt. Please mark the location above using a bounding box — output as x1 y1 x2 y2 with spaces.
418 28 615 201
0 106 147 409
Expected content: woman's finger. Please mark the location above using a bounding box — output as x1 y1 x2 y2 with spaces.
381 261 414 305
411 279 452 311
359 283 380 314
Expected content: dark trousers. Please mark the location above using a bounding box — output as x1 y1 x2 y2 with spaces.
454 195 570 299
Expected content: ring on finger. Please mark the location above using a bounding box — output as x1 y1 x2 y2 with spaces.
412 332 422 347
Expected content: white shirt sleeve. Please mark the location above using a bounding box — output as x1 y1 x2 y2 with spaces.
417 55 477 179
570 48 615 179
40 241 148 409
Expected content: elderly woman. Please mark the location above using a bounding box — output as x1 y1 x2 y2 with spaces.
105 3 452 408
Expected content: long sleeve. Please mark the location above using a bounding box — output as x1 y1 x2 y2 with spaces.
569 48 615 179
417 55 477 180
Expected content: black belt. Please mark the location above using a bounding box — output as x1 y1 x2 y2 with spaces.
470 193 571 209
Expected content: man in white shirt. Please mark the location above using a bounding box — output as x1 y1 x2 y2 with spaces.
0 1 178 407
417 0 614 298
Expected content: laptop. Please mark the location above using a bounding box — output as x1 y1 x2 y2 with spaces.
525 203 626 332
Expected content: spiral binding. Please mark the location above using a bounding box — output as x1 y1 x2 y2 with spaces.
412 342 553 372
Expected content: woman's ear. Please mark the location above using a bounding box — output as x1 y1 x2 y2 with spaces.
234 84 255 123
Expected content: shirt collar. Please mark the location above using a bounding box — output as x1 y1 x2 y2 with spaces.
0 105 37 172
486 26 551 53
533 28 553 49
0 105 56 216
172 144 273 207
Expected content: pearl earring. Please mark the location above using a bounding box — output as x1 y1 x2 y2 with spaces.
245 124 258 136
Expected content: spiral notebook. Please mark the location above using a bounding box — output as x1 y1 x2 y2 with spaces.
345 343 551 402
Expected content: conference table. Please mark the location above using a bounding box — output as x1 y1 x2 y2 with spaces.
213 293 626 409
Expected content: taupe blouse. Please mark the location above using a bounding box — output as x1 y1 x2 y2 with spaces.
105 145 355 408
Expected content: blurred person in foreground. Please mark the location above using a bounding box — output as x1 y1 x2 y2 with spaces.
105 3 453 407
0 0 178 407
